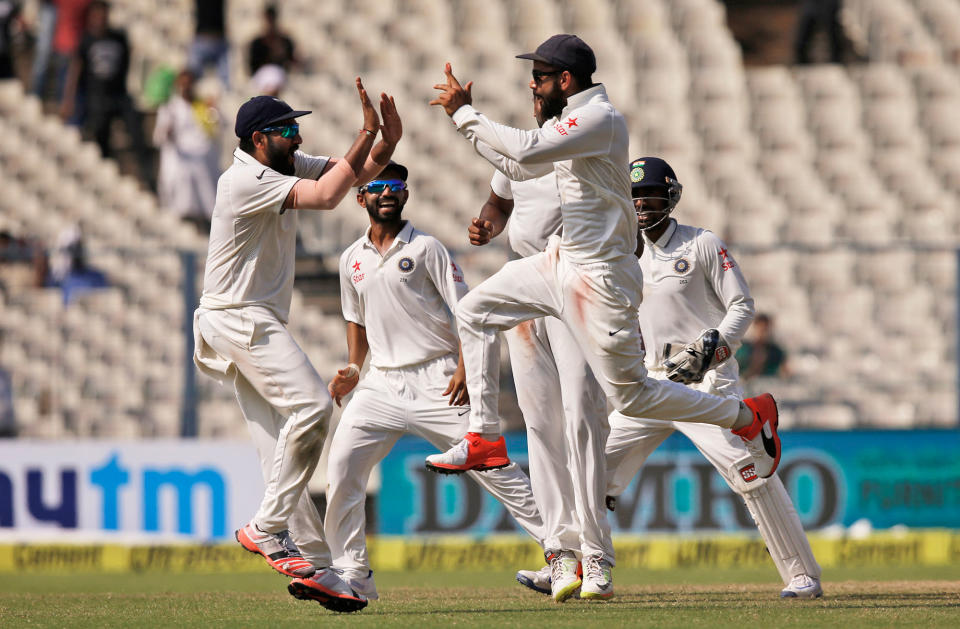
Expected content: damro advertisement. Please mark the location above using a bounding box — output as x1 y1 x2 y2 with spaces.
377 430 960 535
0 441 263 541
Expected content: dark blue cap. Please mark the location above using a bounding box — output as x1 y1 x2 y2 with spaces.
517 34 596 76
630 157 677 189
234 95 311 139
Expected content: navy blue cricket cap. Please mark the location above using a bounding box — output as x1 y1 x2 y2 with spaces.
630 157 677 190
234 95 311 139
517 34 596 76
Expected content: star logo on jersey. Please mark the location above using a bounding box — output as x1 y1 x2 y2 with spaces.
718 248 736 271
673 258 690 274
352 261 361 272
566 117 578 128
398 256 415 273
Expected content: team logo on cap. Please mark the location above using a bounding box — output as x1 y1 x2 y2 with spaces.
630 163 645 183
673 258 690 274
398 257 415 273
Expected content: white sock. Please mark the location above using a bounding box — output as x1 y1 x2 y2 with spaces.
732 403 755 431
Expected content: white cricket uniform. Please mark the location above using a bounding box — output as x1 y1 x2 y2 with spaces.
451 85 741 442
193 147 336 567
492 169 611 560
605 219 821 584
325 220 544 577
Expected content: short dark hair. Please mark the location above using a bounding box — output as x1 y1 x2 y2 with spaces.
239 136 255 154
568 70 593 91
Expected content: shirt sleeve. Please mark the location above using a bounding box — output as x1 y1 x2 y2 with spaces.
233 166 299 216
469 136 554 181
490 169 513 200
697 230 755 348
339 247 364 326
424 238 470 318
452 102 613 165
293 151 331 180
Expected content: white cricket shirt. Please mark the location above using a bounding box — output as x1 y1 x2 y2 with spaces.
339 221 469 369
638 219 755 381
199 148 329 322
489 169 562 258
453 84 634 263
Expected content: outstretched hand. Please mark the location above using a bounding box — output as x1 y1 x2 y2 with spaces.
356 77 380 133
429 63 473 117
379 93 402 146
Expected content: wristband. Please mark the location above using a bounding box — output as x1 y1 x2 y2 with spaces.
343 363 361 378
360 128 377 137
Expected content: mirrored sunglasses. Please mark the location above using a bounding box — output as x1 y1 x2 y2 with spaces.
361 179 407 194
259 123 300 138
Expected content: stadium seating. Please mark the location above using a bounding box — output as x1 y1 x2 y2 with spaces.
1 0 958 436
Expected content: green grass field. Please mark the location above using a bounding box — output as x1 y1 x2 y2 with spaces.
2 565 959 628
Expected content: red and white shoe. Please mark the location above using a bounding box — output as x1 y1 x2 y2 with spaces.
288 568 369 613
425 433 510 474
734 393 781 478
235 522 316 578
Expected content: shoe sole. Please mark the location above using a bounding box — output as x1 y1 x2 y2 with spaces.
580 589 614 600
425 461 510 475
552 578 582 603
235 528 315 579
288 581 368 613
516 574 551 595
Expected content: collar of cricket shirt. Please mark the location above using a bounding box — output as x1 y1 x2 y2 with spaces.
645 218 678 249
561 83 607 118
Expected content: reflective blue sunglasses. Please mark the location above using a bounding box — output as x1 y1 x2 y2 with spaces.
361 179 407 194
259 122 300 138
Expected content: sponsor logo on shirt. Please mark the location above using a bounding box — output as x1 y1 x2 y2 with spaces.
352 260 364 284
565 117 578 128
719 248 736 271
398 257 415 273
554 123 568 136
451 261 464 283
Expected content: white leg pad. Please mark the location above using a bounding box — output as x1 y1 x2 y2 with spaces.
729 456 821 584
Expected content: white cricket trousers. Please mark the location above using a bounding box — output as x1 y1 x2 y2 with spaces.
457 236 741 435
195 306 334 567
325 354 544 576
605 368 821 584
504 316 612 562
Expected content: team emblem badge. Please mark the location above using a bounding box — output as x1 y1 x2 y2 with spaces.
673 258 690 274
630 165 644 182
398 257 415 273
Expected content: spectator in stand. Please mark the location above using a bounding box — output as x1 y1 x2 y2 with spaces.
0 331 14 438
188 0 229 87
250 63 285 97
153 69 223 233
736 313 789 380
248 4 298 76
29 0 56 96
47 224 109 305
46 0 90 109
62 0 152 188
794 0 844 64
0 0 23 80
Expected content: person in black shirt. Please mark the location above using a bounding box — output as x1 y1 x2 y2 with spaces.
248 4 297 76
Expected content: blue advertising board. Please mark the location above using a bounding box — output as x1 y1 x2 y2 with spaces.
377 430 960 535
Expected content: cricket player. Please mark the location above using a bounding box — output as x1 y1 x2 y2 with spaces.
603 156 822 599
323 162 545 600
193 84 400 612
427 35 782 600
466 98 611 601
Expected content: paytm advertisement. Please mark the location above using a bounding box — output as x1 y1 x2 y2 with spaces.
377 430 960 535
0 441 263 541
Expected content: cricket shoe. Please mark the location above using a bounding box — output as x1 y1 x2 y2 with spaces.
550 550 582 603
288 568 369 613
780 574 823 599
425 433 510 474
339 568 379 601
580 554 614 600
733 393 781 478
235 522 316 578
516 563 551 594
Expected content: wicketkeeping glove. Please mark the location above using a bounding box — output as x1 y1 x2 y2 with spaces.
663 329 732 384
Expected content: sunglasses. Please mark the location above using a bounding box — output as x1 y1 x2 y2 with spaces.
532 69 563 85
259 123 300 138
361 179 407 194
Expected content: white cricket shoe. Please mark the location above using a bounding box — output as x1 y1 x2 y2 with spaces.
780 574 823 599
516 563 551 594
288 567 368 613
338 568 378 601
550 551 581 603
580 554 614 600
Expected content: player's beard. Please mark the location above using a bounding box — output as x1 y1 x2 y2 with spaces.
537 84 566 121
366 196 405 224
265 137 296 175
